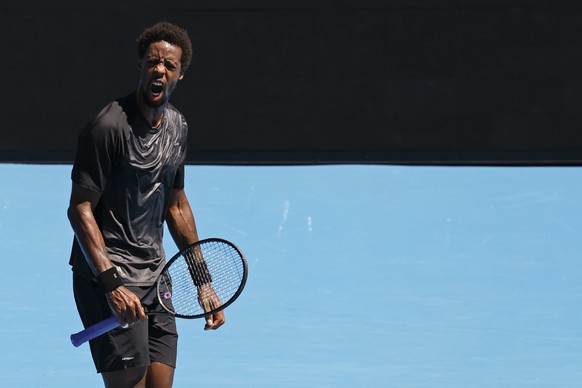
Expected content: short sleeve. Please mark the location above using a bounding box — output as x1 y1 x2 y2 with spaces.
71 107 122 193
173 164 185 189
172 114 188 189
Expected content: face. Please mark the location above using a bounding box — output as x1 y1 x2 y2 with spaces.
137 40 184 108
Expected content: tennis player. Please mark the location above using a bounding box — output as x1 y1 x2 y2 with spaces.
67 21 224 387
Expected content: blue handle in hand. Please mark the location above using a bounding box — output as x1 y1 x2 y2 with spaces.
70 316 121 347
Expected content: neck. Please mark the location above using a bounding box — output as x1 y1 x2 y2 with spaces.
135 91 165 128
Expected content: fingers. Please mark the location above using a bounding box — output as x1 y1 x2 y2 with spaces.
106 287 146 326
135 299 147 320
197 285 226 330
204 311 225 331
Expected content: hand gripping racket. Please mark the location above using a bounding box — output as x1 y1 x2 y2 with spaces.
70 238 248 347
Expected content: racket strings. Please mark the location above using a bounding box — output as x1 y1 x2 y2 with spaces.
158 240 245 317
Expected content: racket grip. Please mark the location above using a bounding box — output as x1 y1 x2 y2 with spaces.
70 316 121 347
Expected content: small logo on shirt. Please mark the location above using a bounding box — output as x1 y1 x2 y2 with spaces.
122 356 135 361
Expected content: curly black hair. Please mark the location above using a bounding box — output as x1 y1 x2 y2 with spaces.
137 21 193 72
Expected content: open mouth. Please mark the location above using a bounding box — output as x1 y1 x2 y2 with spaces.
151 81 164 96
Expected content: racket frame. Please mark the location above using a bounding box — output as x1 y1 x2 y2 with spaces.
155 237 248 319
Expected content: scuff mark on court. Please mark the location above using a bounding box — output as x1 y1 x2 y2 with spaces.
277 200 290 237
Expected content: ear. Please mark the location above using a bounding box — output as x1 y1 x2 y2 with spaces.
178 71 184 81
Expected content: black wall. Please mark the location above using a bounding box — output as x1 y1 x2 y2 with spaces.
2 0 582 165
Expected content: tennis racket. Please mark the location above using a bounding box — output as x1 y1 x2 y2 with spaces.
70 238 248 347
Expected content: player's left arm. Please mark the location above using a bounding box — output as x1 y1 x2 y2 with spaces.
165 188 225 330
165 188 199 248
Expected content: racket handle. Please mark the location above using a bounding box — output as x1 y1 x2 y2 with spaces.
70 316 121 347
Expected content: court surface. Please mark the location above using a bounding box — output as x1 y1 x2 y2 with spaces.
1 163 582 387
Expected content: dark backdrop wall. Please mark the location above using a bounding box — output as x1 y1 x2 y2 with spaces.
2 0 582 165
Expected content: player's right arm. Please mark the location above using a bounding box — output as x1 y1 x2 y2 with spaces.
67 183 146 326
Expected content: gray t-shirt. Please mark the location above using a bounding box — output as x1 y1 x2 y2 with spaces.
69 92 188 286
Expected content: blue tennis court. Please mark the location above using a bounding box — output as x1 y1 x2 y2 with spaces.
1 163 582 387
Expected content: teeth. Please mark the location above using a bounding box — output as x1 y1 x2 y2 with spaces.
151 81 163 94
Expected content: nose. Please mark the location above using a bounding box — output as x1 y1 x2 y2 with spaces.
153 61 166 74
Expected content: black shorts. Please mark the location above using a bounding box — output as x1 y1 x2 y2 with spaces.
73 273 178 373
